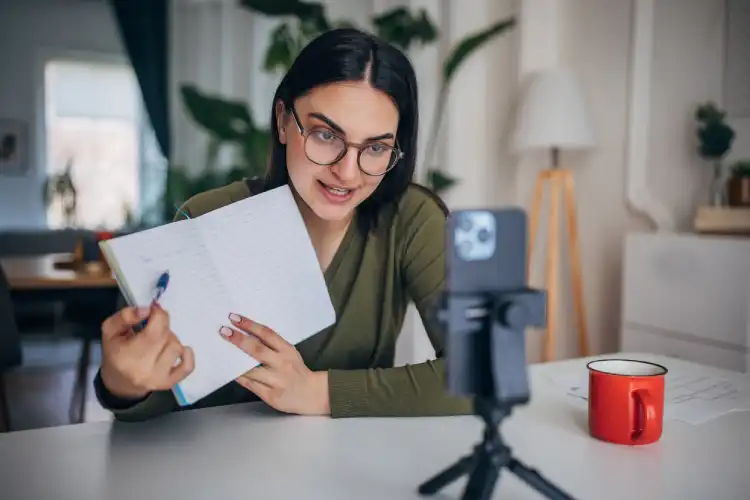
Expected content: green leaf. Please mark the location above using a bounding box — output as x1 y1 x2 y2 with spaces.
241 127 272 178
730 160 750 178
240 0 330 31
695 101 735 159
180 84 254 143
264 22 300 73
426 168 457 194
443 17 516 85
372 7 438 51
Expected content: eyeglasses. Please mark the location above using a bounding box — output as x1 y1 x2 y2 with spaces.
288 106 404 177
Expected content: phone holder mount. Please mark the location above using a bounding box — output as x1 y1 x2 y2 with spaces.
417 288 576 500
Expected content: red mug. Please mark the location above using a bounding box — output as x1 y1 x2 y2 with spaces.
586 359 667 446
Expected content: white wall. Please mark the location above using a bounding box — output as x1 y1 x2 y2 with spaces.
514 0 750 362
514 0 638 360
0 0 126 229
648 0 728 229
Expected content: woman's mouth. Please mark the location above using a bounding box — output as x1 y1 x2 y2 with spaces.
317 180 355 203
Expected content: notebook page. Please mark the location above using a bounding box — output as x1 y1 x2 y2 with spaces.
196 185 336 366
102 219 254 406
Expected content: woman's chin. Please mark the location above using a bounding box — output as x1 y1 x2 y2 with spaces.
308 201 355 223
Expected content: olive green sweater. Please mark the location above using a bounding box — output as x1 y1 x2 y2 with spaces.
94 181 472 420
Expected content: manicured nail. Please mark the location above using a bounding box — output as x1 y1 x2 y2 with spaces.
229 313 242 323
136 307 150 318
220 326 233 337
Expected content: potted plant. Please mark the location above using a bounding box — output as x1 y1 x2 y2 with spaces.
41 159 78 227
694 102 735 206
727 160 750 207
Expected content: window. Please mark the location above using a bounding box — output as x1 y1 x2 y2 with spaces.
43 57 166 230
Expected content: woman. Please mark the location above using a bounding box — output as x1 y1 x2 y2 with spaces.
94 28 473 422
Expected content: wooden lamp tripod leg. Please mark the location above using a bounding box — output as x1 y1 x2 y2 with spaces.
561 170 590 356
527 172 546 278
544 174 561 362
527 170 561 362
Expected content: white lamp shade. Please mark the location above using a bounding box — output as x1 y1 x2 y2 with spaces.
513 68 596 152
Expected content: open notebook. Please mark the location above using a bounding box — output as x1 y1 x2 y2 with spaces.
99 185 336 406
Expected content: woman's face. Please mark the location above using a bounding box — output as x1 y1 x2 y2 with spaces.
277 81 400 223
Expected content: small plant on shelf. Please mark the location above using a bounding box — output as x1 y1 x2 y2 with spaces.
727 160 750 207
694 101 735 206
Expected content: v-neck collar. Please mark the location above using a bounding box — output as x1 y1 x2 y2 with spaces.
323 212 358 286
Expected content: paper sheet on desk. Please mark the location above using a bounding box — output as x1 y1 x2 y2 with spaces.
549 371 750 425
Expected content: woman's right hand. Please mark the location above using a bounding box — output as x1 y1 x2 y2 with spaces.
99 305 195 401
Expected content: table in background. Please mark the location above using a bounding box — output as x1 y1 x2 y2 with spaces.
1 253 119 424
1 353 748 500
1 253 117 290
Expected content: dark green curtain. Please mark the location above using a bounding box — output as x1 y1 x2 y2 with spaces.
109 0 171 160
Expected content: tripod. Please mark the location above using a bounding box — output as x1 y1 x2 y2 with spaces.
418 397 574 500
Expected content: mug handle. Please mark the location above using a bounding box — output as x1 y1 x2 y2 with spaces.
631 389 657 443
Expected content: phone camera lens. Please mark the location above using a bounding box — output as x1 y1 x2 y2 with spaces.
477 228 491 242
459 217 473 232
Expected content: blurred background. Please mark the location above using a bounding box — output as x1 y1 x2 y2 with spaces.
0 0 748 432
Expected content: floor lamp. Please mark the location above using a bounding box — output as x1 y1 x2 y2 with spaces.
513 68 595 362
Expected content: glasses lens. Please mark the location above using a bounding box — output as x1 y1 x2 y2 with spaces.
359 144 397 175
305 130 346 165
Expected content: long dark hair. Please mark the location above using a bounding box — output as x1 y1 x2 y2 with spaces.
261 28 420 232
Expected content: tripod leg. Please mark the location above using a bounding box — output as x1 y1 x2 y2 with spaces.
561 170 590 357
508 457 576 500
418 454 475 495
462 453 501 500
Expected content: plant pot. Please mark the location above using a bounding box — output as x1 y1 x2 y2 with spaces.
727 176 750 207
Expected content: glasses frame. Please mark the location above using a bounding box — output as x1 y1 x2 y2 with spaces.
288 105 404 177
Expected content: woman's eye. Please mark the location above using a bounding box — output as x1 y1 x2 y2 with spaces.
367 144 386 155
314 130 335 142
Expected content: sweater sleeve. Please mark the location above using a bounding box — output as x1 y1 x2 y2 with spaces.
326 187 473 418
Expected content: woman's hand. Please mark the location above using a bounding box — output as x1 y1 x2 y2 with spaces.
100 305 195 401
219 313 330 416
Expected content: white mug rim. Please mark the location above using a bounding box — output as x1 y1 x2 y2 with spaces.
586 358 668 377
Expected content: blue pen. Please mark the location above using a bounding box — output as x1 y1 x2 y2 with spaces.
153 271 170 303
137 271 170 330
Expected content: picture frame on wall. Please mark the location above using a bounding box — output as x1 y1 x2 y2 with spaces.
0 119 29 176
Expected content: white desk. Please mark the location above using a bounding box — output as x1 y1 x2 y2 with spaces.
1 353 749 500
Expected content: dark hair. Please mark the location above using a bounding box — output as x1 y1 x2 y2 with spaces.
261 28 420 232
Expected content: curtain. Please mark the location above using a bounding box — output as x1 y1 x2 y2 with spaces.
109 0 171 160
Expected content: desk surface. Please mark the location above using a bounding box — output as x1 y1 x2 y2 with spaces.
1 254 117 290
1 353 749 500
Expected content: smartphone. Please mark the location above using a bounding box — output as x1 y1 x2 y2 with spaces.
440 208 541 404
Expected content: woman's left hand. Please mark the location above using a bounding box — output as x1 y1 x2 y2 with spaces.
219 313 330 416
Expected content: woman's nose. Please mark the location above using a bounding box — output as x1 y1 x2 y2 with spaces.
330 148 360 182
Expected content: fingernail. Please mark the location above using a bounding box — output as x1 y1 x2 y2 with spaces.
136 307 150 318
220 326 233 337
229 313 242 323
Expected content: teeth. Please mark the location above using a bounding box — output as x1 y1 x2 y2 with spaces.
326 186 350 195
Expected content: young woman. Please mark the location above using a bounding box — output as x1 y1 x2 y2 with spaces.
94 28 473 421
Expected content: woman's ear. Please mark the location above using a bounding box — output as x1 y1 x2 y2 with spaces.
275 99 288 145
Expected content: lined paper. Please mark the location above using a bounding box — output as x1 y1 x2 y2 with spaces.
102 185 336 405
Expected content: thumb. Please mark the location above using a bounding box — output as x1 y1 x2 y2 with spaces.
101 306 151 341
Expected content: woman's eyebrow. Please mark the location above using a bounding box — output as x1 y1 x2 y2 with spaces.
308 112 395 142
